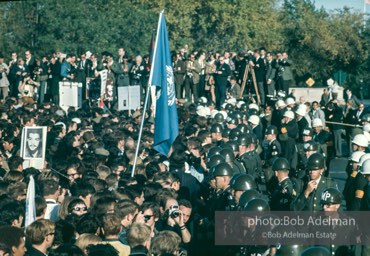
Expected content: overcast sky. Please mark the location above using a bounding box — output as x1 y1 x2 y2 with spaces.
314 0 370 13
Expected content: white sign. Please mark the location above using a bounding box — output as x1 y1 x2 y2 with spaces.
118 86 141 111
99 70 108 97
59 81 82 111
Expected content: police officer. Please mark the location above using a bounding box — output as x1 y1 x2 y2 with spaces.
343 151 365 210
230 174 257 207
237 134 258 178
312 118 331 157
296 128 314 173
220 147 245 175
210 123 224 146
263 125 281 167
209 163 234 213
293 153 338 211
350 154 370 210
279 110 298 171
270 157 296 211
352 134 368 153
238 189 260 209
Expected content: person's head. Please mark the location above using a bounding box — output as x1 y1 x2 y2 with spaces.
35 196 47 220
75 234 102 255
118 48 125 56
178 199 192 224
26 129 42 154
140 202 160 228
68 198 87 216
41 179 60 200
0 201 24 227
150 231 181 256
307 153 325 181
320 188 341 212
66 163 83 184
0 243 11 256
25 50 32 59
86 244 118 256
312 101 319 110
25 219 55 248
101 213 121 237
0 226 26 256
114 199 139 227
127 223 151 249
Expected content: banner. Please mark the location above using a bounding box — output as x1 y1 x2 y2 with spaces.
25 176 36 227
118 86 141 111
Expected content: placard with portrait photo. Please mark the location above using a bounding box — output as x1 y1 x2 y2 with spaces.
20 127 47 160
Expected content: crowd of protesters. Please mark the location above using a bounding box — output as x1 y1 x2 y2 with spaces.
0 46 369 256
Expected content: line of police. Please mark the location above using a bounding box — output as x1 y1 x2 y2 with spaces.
192 99 370 256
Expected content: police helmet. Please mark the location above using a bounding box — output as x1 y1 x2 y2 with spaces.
240 113 248 121
320 188 341 205
229 129 241 141
222 128 231 138
238 189 260 207
210 162 234 177
279 245 306 256
300 246 330 256
306 153 325 170
227 117 238 125
248 108 258 116
265 125 278 135
226 141 239 153
238 134 252 146
214 113 224 123
240 104 248 112
220 148 236 162
231 174 257 191
243 198 270 212
224 103 233 111
272 157 290 171
236 123 249 133
206 154 225 169
210 123 223 133
249 133 258 145
207 146 222 158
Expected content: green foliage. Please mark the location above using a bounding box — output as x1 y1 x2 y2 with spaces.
0 0 369 90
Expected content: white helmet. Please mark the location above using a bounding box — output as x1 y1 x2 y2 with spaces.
361 159 370 174
210 110 219 119
312 118 323 128
358 153 370 167
248 115 260 125
204 107 211 117
283 110 295 119
364 124 370 133
249 103 259 111
295 108 306 117
286 97 295 105
352 134 369 148
276 100 286 108
350 151 366 163
196 107 208 117
237 101 245 108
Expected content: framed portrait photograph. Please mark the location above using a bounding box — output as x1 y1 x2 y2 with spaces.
20 127 47 160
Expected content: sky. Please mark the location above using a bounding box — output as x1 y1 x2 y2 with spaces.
314 0 370 13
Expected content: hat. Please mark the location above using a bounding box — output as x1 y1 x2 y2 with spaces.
86 51 92 59
249 103 259 111
283 110 294 119
219 110 228 120
203 107 211 116
236 101 245 108
312 118 323 128
95 148 110 157
72 117 81 124
226 98 237 105
210 110 219 119
56 110 65 117
295 107 306 117
276 100 286 108
55 122 66 130
196 107 208 117
285 98 295 105
132 111 141 119
248 115 259 125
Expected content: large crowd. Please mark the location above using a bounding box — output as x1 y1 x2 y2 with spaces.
0 46 369 256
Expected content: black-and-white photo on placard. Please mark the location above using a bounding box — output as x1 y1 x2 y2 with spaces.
21 127 47 160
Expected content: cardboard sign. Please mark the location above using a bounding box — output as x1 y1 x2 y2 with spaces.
20 126 47 170
118 86 141 111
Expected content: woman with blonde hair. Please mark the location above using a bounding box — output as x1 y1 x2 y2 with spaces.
75 233 102 256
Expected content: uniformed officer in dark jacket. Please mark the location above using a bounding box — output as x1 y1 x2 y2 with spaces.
230 174 257 208
237 134 258 178
297 128 314 172
292 153 338 211
263 125 281 167
270 158 296 211
210 123 224 146
278 110 298 172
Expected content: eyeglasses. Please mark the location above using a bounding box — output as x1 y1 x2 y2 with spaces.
73 207 87 212
144 215 154 221
68 173 79 177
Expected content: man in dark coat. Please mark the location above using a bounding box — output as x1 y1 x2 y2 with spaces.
214 57 231 109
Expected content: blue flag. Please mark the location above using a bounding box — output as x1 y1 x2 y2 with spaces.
150 11 179 156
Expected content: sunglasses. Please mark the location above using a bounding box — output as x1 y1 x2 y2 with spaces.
73 207 87 212
144 215 154 221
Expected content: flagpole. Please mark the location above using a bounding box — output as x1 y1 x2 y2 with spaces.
131 11 163 177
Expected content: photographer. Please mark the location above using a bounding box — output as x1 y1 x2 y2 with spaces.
156 198 191 244
0 53 10 100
